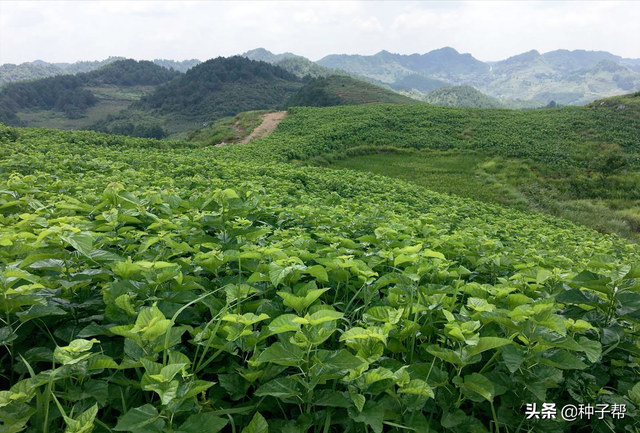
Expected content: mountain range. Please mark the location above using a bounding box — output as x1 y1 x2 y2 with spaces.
243 47 640 106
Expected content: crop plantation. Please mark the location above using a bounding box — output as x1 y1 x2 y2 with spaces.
1 99 640 433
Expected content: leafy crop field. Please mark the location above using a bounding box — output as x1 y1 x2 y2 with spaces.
1 103 640 433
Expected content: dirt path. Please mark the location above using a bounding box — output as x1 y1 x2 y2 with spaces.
238 111 287 144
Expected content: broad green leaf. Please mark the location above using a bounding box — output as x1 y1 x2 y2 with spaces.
501 345 525 373
453 373 495 402
348 400 384 433
306 265 329 283
114 404 159 431
578 337 602 363
242 412 268 433
465 337 512 357
61 232 93 257
64 403 98 433
308 310 343 325
267 314 301 334
256 341 305 366
398 379 435 398
277 288 329 313
254 377 301 398
315 349 363 371
539 350 587 370
176 413 228 433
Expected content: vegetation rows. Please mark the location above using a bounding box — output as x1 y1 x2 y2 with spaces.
0 100 640 433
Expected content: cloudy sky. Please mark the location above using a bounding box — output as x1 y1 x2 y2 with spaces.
1 1 639 65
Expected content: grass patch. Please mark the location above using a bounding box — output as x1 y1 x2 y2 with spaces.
331 151 640 241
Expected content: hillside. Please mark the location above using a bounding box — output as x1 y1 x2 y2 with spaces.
423 85 505 108
0 59 180 126
1 99 639 431
282 93 638 239
287 75 420 107
92 56 303 136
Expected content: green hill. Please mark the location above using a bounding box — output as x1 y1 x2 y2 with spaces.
0 60 180 126
91 56 302 136
0 98 639 431
287 75 420 107
423 85 505 108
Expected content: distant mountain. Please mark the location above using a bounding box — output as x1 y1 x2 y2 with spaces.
486 51 640 105
316 51 413 83
317 48 489 83
287 75 420 107
242 48 300 64
422 85 504 108
0 57 200 86
310 47 640 106
241 49 345 78
0 59 180 130
542 49 621 73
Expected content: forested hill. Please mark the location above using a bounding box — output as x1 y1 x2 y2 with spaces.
0 60 180 124
133 56 302 117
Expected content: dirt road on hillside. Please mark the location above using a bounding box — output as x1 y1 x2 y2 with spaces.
238 111 287 144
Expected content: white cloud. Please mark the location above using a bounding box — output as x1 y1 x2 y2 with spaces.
0 0 638 65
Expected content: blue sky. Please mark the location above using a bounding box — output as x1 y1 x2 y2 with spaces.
1 1 639 64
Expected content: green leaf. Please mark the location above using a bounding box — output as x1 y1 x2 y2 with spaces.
315 349 363 371
254 377 301 398
176 413 228 433
277 288 329 313
114 404 159 431
453 373 495 402
398 379 435 398
64 403 98 433
578 337 602 363
465 337 512 357
571 271 611 292
17 304 67 322
61 232 93 257
539 350 588 370
242 412 268 433
501 345 525 373
267 314 301 334
256 341 305 366
306 265 329 283
348 400 384 433
0 326 18 345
